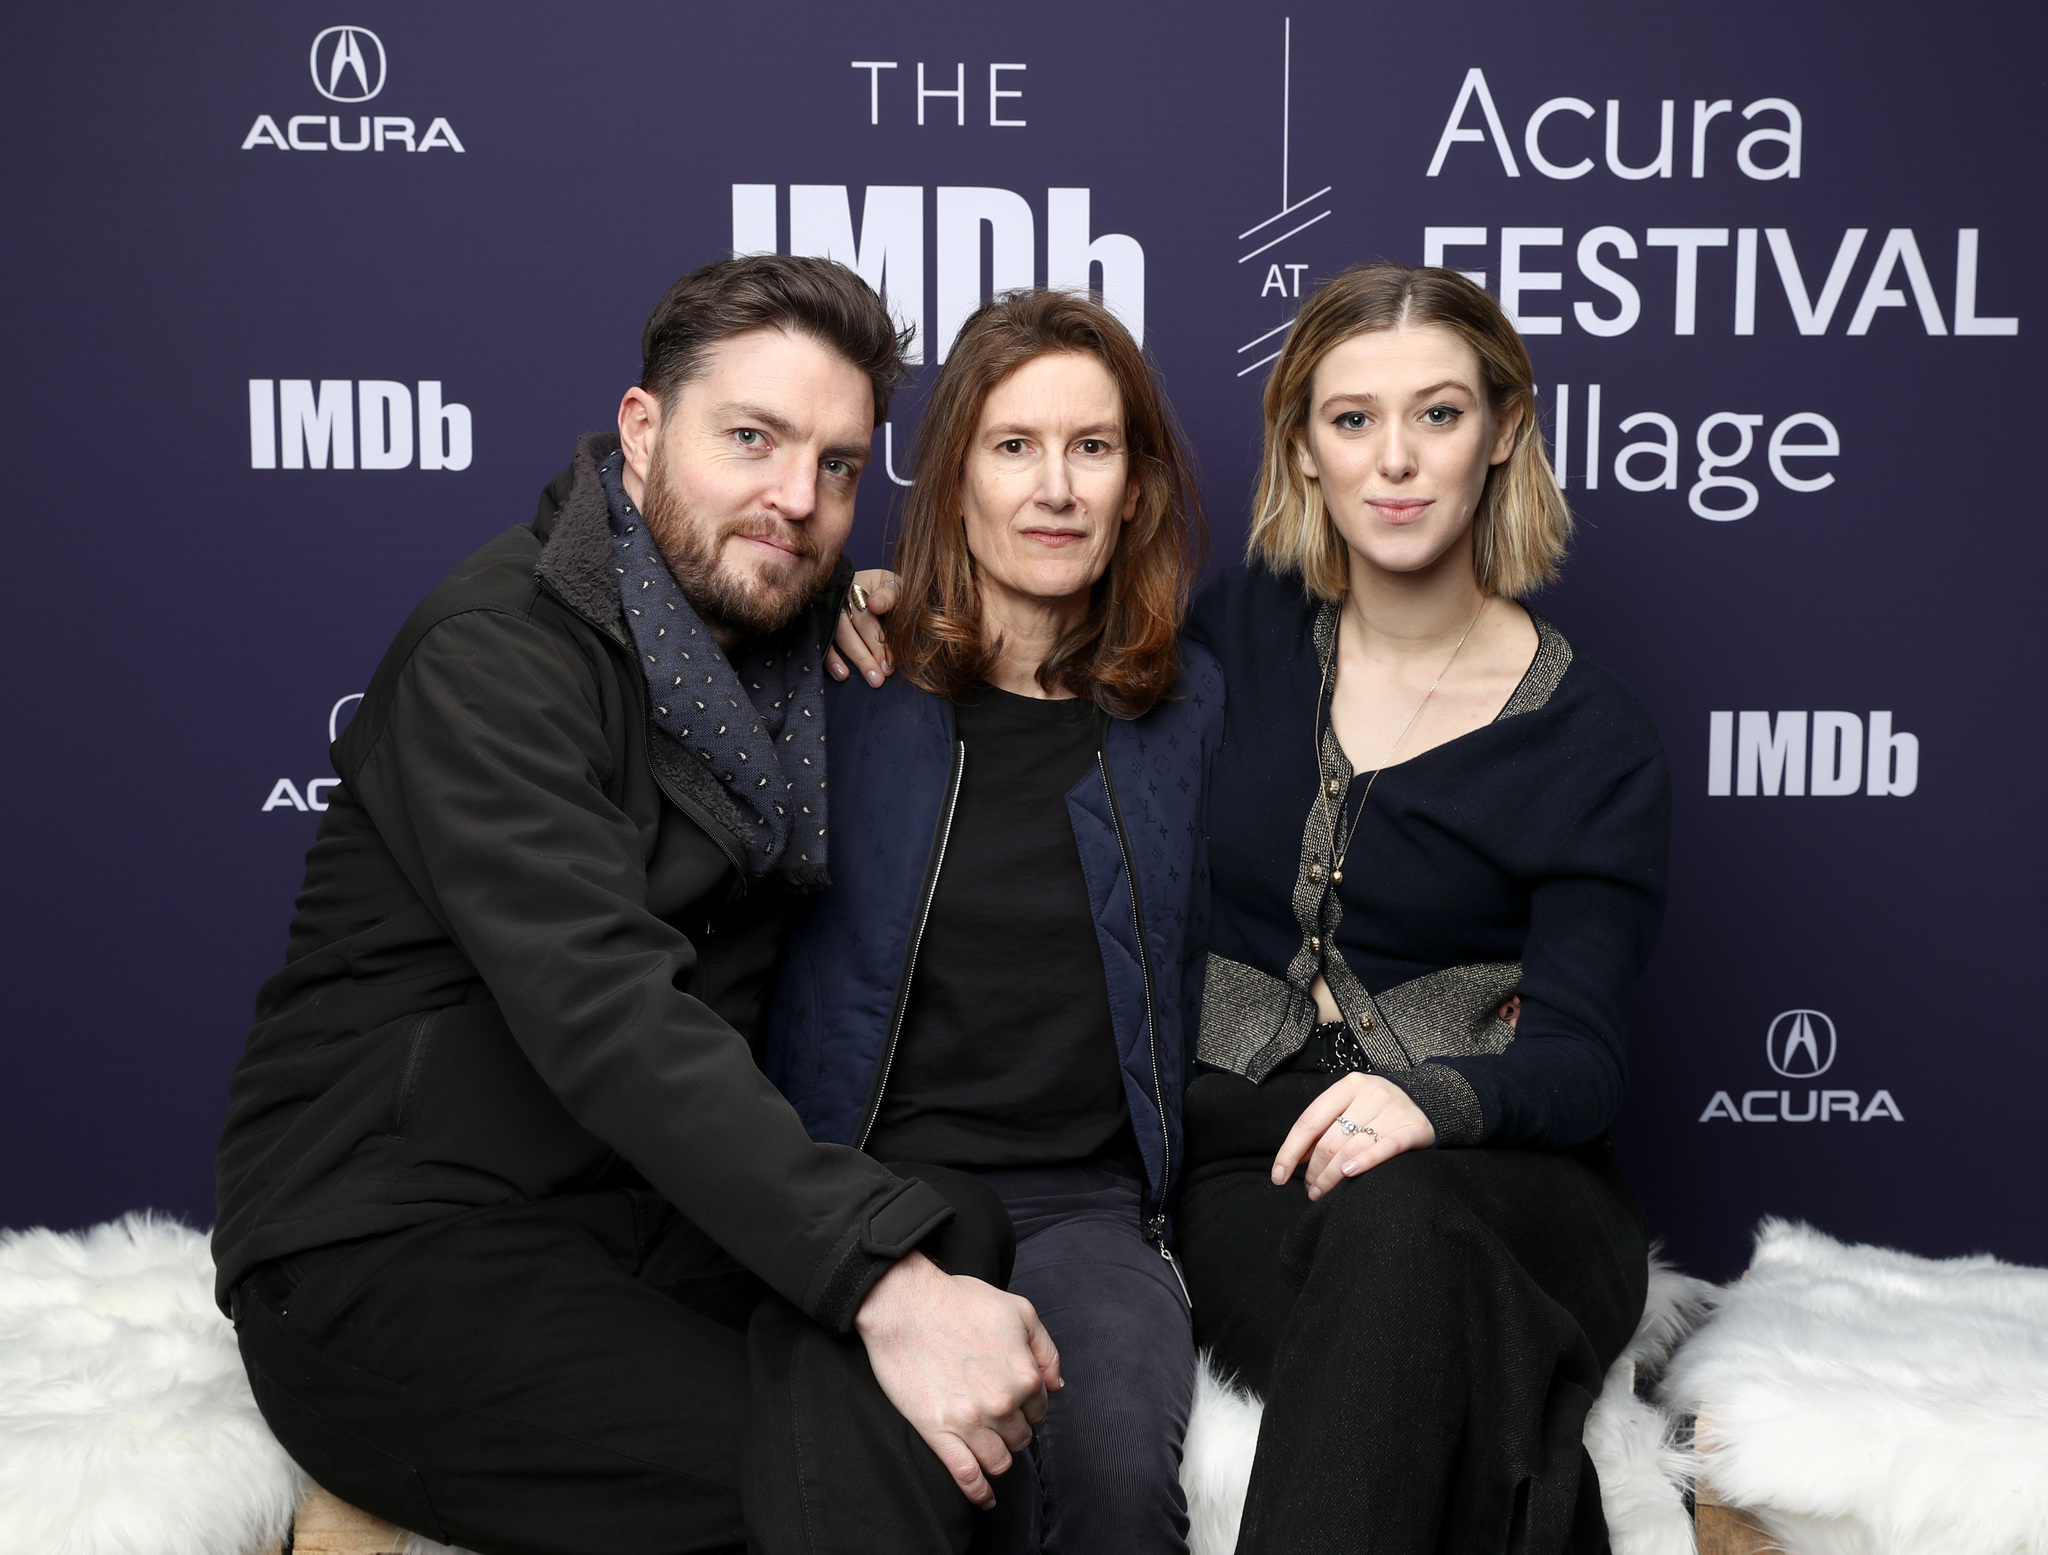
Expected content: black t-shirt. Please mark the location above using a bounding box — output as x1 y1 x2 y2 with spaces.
865 684 1139 1173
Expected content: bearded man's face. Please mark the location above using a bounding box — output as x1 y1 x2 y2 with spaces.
631 328 873 639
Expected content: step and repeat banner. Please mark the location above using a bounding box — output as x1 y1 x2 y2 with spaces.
2 2 2041 1279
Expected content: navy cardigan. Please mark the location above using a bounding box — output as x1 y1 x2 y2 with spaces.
1187 564 1670 1149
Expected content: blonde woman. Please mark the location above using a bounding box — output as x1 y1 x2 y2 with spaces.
1168 262 1668 1552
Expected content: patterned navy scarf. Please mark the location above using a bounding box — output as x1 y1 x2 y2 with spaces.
597 450 829 884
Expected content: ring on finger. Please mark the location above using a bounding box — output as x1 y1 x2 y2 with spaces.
1336 1115 1378 1142
845 581 870 615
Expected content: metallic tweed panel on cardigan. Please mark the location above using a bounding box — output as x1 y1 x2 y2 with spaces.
1313 903 1410 1073
1195 960 1490 1144
1388 1061 1486 1147
1284 719 1414 1075
1198 953 1316 1079
1499 613 1572 719
1198 956 1522 1071
1374 961 1525 1061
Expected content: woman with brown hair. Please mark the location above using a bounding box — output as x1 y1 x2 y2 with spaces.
1173 262 1668 1552
759 288 1220 1554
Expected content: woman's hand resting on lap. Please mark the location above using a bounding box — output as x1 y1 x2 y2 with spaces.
828 568 900 685
1272 1073 1436 1201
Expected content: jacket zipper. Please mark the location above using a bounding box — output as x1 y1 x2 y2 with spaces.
388 1010 441 1137
647 753 748 877
1096 750 1188 1307
855 738 967 1150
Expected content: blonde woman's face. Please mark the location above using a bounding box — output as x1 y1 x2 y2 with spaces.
1293 324 1522 581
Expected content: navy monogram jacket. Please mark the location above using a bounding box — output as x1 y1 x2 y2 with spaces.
757 646 1225 1240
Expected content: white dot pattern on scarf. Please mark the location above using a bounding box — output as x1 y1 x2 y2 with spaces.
595 450 829 875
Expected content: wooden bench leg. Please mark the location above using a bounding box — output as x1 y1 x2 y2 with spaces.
290 1484 417 1555
1692 1411 1774 1555
1694 1492 1774 1555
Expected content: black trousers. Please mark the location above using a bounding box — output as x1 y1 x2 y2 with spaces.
233 1168 1014 1555
1174 1072 1648 1555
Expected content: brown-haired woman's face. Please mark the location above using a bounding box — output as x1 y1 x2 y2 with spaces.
961 351 1138 619
1294 323 1521 582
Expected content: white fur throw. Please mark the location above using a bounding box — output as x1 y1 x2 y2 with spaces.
0 1214 303 1555
1660 1218 2048 1555
1179 1255 1716 1555
39 1214 2036 1555
1180 1355 1265 1555
2 1214 1712 1555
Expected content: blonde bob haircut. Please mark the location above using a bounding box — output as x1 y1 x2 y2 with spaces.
1248 262 1571 601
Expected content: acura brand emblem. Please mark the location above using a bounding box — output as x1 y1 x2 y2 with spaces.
329 693 365 745
1766 1009 1837 1079
310 26 386 104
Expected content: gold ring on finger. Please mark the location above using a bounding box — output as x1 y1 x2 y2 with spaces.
845 581 870 615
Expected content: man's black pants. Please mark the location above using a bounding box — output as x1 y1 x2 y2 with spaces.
233 1169 1014 1555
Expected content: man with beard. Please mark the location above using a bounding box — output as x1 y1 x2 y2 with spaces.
213 257 1060 1555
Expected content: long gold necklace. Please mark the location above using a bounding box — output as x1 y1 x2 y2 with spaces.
1314 598 1488 887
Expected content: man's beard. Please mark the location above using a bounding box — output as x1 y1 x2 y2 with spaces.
641 452 830 640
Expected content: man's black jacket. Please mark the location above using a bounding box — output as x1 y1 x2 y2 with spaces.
212 434 953 1324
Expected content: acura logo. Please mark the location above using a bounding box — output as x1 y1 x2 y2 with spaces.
1766 1009 1837 1078
329 693 364 744
310 26 386 103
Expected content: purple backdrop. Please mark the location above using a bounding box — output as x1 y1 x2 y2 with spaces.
4 1 2042 1280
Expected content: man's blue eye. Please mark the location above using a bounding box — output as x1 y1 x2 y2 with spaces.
736 429 763 446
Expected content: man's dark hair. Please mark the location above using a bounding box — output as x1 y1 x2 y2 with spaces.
641 254 911 421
